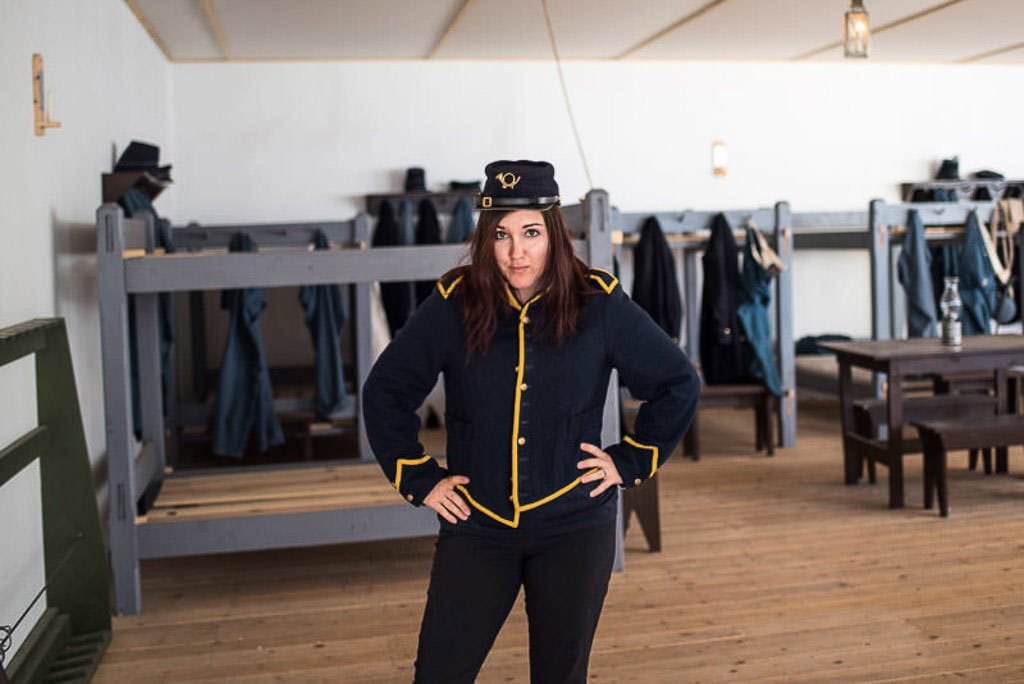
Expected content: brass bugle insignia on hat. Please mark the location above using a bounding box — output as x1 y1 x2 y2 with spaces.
496 172 521 189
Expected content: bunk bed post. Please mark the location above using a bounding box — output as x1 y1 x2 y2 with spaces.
582 189 625 571
353 212 374 462
134 293 166 474
774 202 796 448
683 248 700 362
96 203 143 615
869 199 890 398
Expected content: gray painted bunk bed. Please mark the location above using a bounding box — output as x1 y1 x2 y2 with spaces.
98 190 619 615
792 199 1002 397
599 202 797 449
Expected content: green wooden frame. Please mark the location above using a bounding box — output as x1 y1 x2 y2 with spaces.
0 319 110 683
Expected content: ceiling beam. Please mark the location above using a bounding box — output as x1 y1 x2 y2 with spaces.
123 0 173 61
959 40 1024 64
427 0 476 59
615 0 730 60
793 0 966 61
200 0 231 60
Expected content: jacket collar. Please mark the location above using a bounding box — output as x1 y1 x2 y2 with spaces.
504 283 546 311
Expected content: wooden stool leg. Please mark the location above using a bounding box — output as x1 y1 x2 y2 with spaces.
969 449 979 471
983 448 993 475
622 476 661 552
683 415 699 461
918 427 939 513
936 441 949 517
763 395 774 457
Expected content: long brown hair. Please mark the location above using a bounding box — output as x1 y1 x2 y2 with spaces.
445 206 589 355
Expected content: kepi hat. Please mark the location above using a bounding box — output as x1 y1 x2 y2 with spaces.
476 160 560 211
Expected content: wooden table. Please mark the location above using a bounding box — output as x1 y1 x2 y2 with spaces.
819 335 1024 508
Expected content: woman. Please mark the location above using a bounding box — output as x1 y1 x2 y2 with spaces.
362 160 699 683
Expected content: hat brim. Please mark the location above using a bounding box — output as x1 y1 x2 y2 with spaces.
475 195 561 211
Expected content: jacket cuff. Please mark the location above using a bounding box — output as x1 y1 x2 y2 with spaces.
394 455 448 505
605 436 661 489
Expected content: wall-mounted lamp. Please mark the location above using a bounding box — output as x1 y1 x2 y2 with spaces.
843 1 870 58
711 140 728 177
33 54 62 136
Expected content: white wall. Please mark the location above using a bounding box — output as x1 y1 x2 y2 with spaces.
0 0 173 658
172 60 1024 339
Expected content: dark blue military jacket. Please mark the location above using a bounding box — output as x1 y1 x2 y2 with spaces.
362 268 699 536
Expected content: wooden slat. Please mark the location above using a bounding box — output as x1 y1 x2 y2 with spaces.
96 402 1024 682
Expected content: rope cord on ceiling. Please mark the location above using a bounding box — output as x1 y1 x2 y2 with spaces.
540 0 594 189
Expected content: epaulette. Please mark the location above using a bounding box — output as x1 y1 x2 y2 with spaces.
586 267 619 295
436 273 465 300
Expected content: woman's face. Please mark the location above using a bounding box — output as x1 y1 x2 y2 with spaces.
493 209 549 302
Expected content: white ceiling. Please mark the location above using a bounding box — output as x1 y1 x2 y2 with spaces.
126 0 1024 64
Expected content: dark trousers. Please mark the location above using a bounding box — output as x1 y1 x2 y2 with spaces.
414 521 616 684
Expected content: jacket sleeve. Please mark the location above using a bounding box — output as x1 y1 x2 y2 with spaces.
361 288 454 505
603 287 701 488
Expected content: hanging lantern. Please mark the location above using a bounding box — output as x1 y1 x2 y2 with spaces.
843 0 870 58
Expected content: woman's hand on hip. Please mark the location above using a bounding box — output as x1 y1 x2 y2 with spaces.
424 475 471 524
577 443 623 497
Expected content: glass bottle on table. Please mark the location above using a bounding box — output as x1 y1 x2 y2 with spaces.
940 276 962 347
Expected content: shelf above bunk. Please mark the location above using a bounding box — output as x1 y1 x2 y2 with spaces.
365 189 479 217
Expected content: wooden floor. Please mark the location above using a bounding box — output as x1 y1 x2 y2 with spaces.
95 400 1024 683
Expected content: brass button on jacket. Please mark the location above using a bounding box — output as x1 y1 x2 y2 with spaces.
363 268 699 534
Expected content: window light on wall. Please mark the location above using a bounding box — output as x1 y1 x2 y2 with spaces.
843 1 870 58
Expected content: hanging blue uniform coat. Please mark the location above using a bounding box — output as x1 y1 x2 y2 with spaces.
447 196 474 244
897 209 938 338
632 216 683 341
211 233 284 458
700 214 746 385
119 187 175 435
373 200 413 337
298 230 348 420
958 210 996 335
414 199 442 305
736 227 783 396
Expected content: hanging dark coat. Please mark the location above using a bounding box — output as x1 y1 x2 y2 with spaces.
959 210 996 335
119 187 175 435
897 209 938 338
399 199 416 247
632 216 683 341
700 214 747 385
210 233 284 458
373 200 413 337
414 199 442 305
736 227 783 396
298 230 348 420
448 196 474 244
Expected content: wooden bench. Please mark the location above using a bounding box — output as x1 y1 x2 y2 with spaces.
852 393 998 482
684 384 775 460
914 414 1024 516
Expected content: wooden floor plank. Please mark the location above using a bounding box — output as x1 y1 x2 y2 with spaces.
94 400 1024 682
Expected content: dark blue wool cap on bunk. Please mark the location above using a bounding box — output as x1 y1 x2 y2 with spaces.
476 159 561 211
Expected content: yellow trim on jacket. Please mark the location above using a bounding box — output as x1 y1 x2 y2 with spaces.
437 275 464 300
394 454 432 492
587 267 619 294
624 435 659 478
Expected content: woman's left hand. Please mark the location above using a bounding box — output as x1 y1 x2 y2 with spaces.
577 442 623 497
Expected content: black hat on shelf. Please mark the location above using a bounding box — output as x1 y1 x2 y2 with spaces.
114 140 172 181
449 180 481 192
404 167 426 192
935 156 959 181
972 169 1005 180
476 160 560 211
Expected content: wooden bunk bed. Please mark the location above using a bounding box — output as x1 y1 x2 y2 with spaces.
97 190 617 615
601 203 797 449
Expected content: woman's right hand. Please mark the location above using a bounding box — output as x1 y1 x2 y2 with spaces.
423 475 471 524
